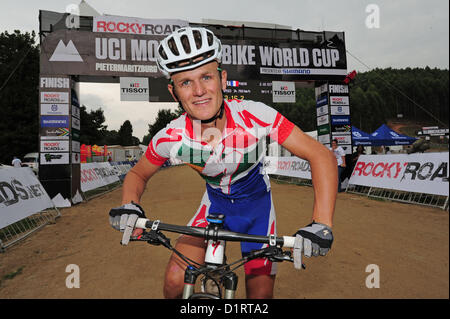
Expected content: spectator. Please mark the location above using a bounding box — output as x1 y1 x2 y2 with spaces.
385 146 392 154
341 145 365 182
330 139 346 192
12 156 22 168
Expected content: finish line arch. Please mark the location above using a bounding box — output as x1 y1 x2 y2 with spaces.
38 10 351 203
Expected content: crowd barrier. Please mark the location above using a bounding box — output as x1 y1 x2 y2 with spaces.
0 167 60 250
265 152 448 210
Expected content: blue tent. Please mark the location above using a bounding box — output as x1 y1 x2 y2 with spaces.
370 124 417 146
351 126 373 146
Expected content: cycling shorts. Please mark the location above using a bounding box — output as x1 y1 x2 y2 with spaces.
187 184 277 276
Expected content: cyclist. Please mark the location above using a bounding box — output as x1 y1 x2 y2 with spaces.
109 27 337 299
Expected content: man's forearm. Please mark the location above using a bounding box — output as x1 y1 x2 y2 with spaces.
309 148 337 227
121 169 147 205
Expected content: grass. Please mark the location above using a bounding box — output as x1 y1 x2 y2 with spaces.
0 266 24 288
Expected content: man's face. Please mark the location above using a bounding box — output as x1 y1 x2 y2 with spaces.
168 61 227 122
331 141 338 149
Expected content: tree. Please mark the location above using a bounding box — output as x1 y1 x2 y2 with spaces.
117 120 135 146
0 30 39 164
79 105 108 145
142 109 179 145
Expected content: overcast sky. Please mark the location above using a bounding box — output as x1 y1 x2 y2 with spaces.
1 0 448 140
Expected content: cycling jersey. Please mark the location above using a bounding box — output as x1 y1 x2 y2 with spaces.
145 99 294 196
145 99 295 275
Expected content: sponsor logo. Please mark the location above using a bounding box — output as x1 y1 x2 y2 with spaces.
49 40 83 62
332 133 352 144
330 105 350 115
72 116 80 130
41 92 69 103
40 116 70 127
120 77 149 101
72 105 80 119
40 127 70 138
353 161 448 182
316 96 328 106
330 96 349 106
332 124 351 133
40 140 69 152
0 180 45 207
317 114 329 126
41 103 69 116
40 153 70 165
93 17 187 35
316 105 328 117
331 115 351 125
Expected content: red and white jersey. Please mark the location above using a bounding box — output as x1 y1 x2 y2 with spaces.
145 99 295 195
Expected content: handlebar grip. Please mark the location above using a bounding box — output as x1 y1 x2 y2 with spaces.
135 218 149 229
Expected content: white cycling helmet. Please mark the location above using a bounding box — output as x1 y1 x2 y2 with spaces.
156 27 222 78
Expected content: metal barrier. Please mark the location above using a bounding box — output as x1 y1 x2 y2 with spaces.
346 184 449 211
0 208 61 252
270 175 448 211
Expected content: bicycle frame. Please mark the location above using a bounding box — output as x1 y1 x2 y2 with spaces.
130 215 304 299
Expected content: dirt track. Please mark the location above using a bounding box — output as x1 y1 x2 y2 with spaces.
0 165 448 299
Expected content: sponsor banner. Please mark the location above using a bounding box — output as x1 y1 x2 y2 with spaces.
331 124 352 133
72 152 80 164
0 167 54 229
330 105 350 115
72 104 80 119
316 104 329 117
264 156 311 180
40 127 70 139
93 16 188 35
40 77 70 89
40 91 69 103
316 95 328 106
40 19 347 81
72 116 80 130
40 115 70 127
331 115 351 125
272 81 295 103
41 103 69 116
332 133 352 145
349 153 449 196
40 152 70 165
328 84 349 94
318 124 330 135
317 114 329 126
315 83 328 97
80 162 120 192
72 128 80 141
330 96 349 106
318 134 331 144
120 77 150 101
109 161 134 180
72 140 80 153
40 140 70 152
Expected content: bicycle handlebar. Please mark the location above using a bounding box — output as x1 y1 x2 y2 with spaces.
135 218 298 249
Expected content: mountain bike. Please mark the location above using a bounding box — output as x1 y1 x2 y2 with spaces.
121 214 305 299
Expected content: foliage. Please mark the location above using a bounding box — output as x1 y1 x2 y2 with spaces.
271 67 449 133
0 30 39 164
142 108 180 145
